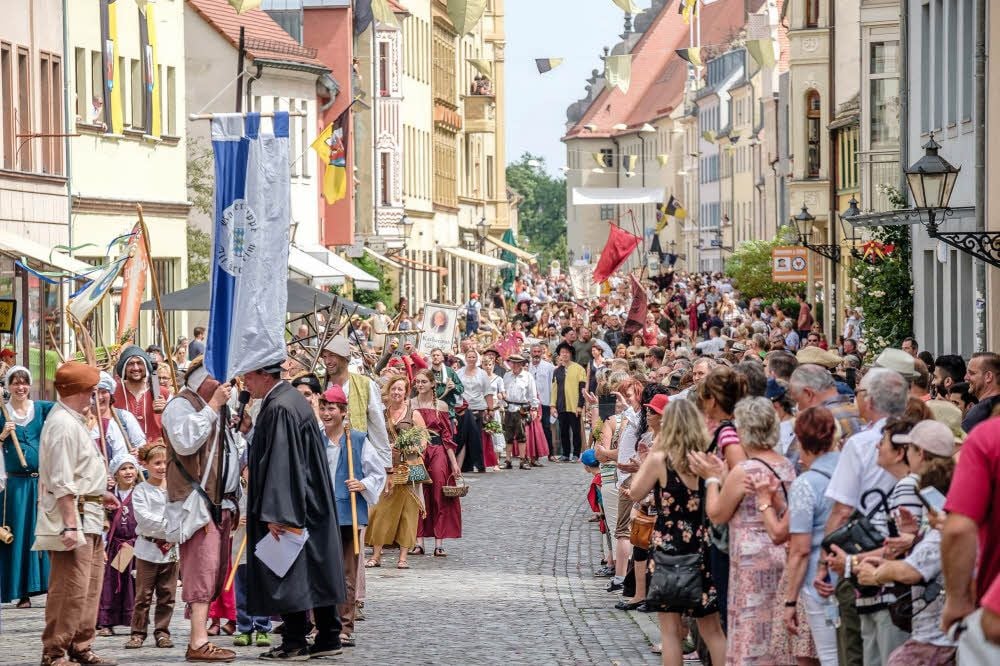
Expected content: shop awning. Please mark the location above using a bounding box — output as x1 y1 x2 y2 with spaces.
140 280 375 316
324 253 380 291
571 187 665 205
0 233 94 276
396 254 447 275
441 245 513 269
486 235 536 262
364 247 402 270
288 246 345 287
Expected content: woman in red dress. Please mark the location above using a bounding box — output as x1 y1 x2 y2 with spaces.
409 369 462 557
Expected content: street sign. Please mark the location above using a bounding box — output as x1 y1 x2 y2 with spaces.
0 298 16 334
367 236 387 254
772 246 808 283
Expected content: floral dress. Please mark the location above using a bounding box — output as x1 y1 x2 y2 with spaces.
646 465 718 618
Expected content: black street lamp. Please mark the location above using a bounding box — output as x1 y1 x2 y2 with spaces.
839 196 864 260
792 203 841 264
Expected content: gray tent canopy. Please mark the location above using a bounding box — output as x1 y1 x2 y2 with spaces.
140 280 375 316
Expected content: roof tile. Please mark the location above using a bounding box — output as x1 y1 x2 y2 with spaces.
187 0 328 69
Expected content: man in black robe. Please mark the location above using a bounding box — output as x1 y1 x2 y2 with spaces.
243 363 347 660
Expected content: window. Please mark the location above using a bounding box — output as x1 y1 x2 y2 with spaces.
17 47 31 171
380 151 392 205
962 0 973 119
921 3 931 131
378 41 390 96
933 0 943 129
486 155 495 199
130 58 143 130
90 50 103 125
39 52 63 175
599 148 614 167
805 90 821 178
869 41 900 148
805 0 820 28
117 56 127 129
836 126 859 192
74 48 87 121
300 100 309 177
600 205 615 221
1 43 12 170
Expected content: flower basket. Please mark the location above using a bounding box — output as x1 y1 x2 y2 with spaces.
442 474 470 498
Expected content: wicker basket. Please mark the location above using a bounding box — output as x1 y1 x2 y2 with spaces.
391 464 410 486
442 475 470 498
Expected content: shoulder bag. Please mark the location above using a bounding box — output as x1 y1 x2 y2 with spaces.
705 420 735 554
645 474 704 611
821 487 895 555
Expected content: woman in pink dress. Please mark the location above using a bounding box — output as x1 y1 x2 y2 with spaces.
410 369 462 557
690 396 795 666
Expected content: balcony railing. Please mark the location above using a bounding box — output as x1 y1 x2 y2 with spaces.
463 95 495 134
858 149 901 213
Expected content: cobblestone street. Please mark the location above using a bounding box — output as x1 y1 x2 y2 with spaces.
0 462 661 665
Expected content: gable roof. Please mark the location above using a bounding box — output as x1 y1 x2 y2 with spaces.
187 0 328 69
564 0 763 139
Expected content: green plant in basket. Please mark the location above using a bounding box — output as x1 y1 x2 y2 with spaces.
483 419 502 435
395 425 429 460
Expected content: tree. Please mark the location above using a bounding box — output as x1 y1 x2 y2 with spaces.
350 255 394 311
506 153 567 270
186 139 214 285
724 231 804 302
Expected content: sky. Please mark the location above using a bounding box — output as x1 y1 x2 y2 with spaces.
504 0 633 176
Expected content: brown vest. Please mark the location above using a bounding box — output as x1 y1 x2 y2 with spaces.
164 388 224 504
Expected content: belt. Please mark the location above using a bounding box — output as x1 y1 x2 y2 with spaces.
8 471 39 478
77 494 104 511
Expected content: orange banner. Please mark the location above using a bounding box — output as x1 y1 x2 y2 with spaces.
772 246 809 283
116 222 149 341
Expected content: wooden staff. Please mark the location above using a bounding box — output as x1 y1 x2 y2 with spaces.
224 535 247 591
0 401 27 468
344 410 360 555
137 207 179 394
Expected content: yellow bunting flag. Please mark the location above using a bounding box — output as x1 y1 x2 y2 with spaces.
666 195 686 220
605 54 632 94
593 152 608 168
676 47 703 67
228 0 263 13
469 59 493 78
311 110 349 205
448 0 488 35
535 58 564 74
701 130 716 143
746 39 777 68
678 0 698 24
656 154 669 167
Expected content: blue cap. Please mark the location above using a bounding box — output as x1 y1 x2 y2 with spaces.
580 449 598 467
765 378 787 401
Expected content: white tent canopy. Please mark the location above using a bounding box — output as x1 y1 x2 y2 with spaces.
571 187 665 206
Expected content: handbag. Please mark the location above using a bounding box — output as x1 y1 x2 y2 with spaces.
821 488 895 555
706 421 735 554
406 457 432 484
629 505 656 549
645 479 704 611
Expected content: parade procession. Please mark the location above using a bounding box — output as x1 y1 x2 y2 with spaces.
5 0 1000 665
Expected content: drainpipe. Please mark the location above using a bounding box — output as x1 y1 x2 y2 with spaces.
62 0 73 364
826 0 837 339
974 0 986 349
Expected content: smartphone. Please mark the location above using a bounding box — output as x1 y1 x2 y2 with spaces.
917 487 946 513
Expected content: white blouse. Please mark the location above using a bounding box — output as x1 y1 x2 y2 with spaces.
132 481 177 563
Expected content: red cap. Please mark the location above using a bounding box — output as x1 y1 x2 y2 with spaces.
644 394 669 414
322 384 348 405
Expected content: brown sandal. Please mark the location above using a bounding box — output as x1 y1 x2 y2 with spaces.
155 635 174 648
433 547 447 557
364 557 381 568
68 650 118 665
220 621 236 636
124 635 145 649
408 545 425 555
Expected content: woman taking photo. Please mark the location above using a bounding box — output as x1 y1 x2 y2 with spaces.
410 369 462 558
366 375 427 569
456 350 494 473
0 366 53 608
690 396 796 666
627 399 727 666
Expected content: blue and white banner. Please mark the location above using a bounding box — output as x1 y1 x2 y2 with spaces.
205 112 290 382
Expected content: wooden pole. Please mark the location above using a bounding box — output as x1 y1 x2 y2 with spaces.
137 206 179 393
344 412 360 555
0 401 27 468
224 535 247 591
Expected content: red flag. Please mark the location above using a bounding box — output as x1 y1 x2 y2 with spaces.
623 273 647 337
117 222 149 342
592 225 641 283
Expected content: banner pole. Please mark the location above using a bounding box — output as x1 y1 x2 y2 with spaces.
137 205 180 393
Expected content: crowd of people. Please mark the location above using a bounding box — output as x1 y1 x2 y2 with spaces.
1 266 1000 665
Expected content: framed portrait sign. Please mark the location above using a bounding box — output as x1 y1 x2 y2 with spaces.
417 303 459 355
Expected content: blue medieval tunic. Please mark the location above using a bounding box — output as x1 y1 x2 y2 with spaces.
0 400 54 602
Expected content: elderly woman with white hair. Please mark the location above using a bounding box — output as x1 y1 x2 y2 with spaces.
0 365 54 608
690 396 797 666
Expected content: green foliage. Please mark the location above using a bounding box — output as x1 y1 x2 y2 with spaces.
724 233 804 302
350 254 393 310
848 185 913 354
187 224 211 285
505 153 567 270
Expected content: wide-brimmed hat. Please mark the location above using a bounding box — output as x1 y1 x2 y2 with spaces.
322 335 351 358
927 399 966 443
796 346 842 369
508 354 527 364
873 348 918 379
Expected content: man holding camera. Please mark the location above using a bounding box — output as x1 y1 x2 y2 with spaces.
36 362 117 666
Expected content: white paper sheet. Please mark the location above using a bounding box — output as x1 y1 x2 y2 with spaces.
254 528 309 578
